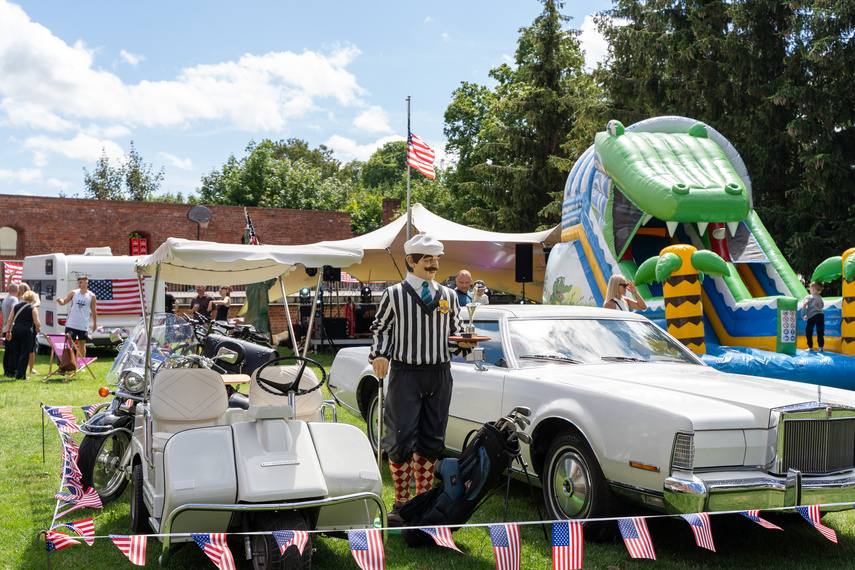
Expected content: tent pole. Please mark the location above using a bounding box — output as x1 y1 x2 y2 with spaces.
279 276 299 354
406 95 412 240
302 272 323 358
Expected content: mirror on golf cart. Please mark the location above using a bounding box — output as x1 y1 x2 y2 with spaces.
214 347 239 364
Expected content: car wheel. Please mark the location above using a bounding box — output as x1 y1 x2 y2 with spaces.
249 511 311 570
365 391 382 455
542 429 617 541
130 463 150 535
78 432 130 504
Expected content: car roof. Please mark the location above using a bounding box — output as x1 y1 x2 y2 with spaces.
461 304 649 321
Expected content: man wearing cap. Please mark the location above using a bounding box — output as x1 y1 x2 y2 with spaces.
370 231 473 526
57 276 97 359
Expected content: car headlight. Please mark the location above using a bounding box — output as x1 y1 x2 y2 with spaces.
671 432 695 471
119 370 145 394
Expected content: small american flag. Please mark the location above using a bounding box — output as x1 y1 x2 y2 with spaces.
245 208 260 246
348 529 385 570
110 534 147 566
81 404 102 418
4 261 22 287
796 505 837 543
45 405 77 423
89 279 143 315
740 510 782 530
680 513 715 552
552 521 583 570
489 523 520 570
273 529 309 556
423 526 462 553
192 533 236 570
45 530 80 551
55 486 103 509
407 133 436 179
341 271 359 284
618 517 656 560
55 518 95 546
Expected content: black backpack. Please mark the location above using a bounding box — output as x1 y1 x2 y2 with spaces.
400 421 521 547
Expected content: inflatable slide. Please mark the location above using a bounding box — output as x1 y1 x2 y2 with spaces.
544 116 855 388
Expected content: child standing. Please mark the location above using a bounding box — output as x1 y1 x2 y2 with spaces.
802 281 825 352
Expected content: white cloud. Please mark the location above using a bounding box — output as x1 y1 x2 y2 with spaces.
0 2 367 135
578 14 625 70
119 49 144 66
0 99 76 131
353 106 393 134
0 167 43 184
23 134 125 167
424 16 434 24
324 134 403 162
158 152 193 170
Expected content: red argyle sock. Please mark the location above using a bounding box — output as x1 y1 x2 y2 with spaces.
389 459 412 505
412 454 436 496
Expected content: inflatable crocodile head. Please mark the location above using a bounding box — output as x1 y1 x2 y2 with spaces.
594 120 750 259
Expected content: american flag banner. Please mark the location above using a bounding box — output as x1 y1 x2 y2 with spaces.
4 261 22 287
44 530 80 551
245 208 260 246
55 518 95 546
62 460 83 486
489 523 520 570
740 510 782 531
680 513 715 552
55 486 103 517
88 279 143 315
192 533 236 570
423 526 463 553
796 505 838 543
348 529 385 570
81 404 102 418
407 133 436 179
110 534 147 566
618 518 656 560
551 521 583 570
273 529 309 556
44 406 80 434
341 271 359 284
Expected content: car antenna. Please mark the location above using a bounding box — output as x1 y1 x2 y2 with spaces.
386 246 404 280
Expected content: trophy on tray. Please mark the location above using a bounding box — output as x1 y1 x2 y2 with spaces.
463 303 478 338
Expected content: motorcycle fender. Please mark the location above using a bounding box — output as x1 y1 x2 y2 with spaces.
81 411 134 435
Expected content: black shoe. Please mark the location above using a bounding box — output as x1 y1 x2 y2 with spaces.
387 503 405 527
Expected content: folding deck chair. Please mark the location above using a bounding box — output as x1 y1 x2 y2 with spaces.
42 333 98 382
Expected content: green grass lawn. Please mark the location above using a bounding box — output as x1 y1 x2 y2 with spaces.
3 346 855 569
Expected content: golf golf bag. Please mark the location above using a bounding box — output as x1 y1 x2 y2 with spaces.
400 419 522 547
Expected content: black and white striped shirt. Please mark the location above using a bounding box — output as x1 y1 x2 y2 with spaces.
370 278 466 366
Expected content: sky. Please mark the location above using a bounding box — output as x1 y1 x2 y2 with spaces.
0 0 615 199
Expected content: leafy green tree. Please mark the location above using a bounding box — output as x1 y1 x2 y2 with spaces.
83 149 123 200
123 141 164 201
83 142 165 201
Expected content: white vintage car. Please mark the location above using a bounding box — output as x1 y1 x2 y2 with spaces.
329 304 855 538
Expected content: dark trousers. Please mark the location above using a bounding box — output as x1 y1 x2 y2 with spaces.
3 338 13 376
381 363 453 464
806 314 825 349
10 325 34 379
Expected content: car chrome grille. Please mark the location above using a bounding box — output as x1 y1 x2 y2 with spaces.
775 403 855 475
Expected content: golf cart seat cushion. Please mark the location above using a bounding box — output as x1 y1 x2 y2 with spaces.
150 368 230 449
250 365 324 421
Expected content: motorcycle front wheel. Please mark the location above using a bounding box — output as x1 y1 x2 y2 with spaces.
79 431 131 504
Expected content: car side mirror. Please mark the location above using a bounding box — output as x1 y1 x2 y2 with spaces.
466 347 486 364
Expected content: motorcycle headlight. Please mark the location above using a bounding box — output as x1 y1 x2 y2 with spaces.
119 370 145 394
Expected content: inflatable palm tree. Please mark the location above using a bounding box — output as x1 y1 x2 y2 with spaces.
812 247 855 356
636 244 729 354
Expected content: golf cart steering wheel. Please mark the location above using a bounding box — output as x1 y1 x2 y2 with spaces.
254 355 327 398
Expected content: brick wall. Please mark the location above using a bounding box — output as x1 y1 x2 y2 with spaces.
0 195 353 258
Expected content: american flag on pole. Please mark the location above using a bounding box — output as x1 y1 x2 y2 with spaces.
796 505 838 543
423 526 463 553
192 533 236 570
89 279 143 315
740 510 782 530
348 529 385 570
680 513 715 552
45 530 80 551
407 133 436 179
245 208 260 246
489 523 520 570
273 529 309 556
110 534 147 566
4 261 21 287
618 517 656 559
55 518 95 546
552 521 583 570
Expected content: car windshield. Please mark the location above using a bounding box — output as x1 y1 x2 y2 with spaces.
507 317 698 366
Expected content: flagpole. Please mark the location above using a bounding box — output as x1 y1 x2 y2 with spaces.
406 94 412 240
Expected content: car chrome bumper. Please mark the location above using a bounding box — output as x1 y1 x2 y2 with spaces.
664 468 855 513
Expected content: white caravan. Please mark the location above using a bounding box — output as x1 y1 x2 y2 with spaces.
22 248 162 350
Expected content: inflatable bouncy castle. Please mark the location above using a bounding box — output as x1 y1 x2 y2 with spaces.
544 116 855 387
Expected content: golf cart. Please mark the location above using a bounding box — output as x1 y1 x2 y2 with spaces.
121 238 384 568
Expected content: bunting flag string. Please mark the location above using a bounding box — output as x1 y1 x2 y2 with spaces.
192 533 236 570
680 512 715 552
422 526 463 553
273 529 309 556
488 523 520 570
348 529 385 570
618 517 657 560
44 530 80 552
53 518 95 546
551 521 583 570
740 510 783 531
797 505 838 543
110 535 147 566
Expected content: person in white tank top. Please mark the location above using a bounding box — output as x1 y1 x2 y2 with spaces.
603 274 647 312
57 276 98 358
